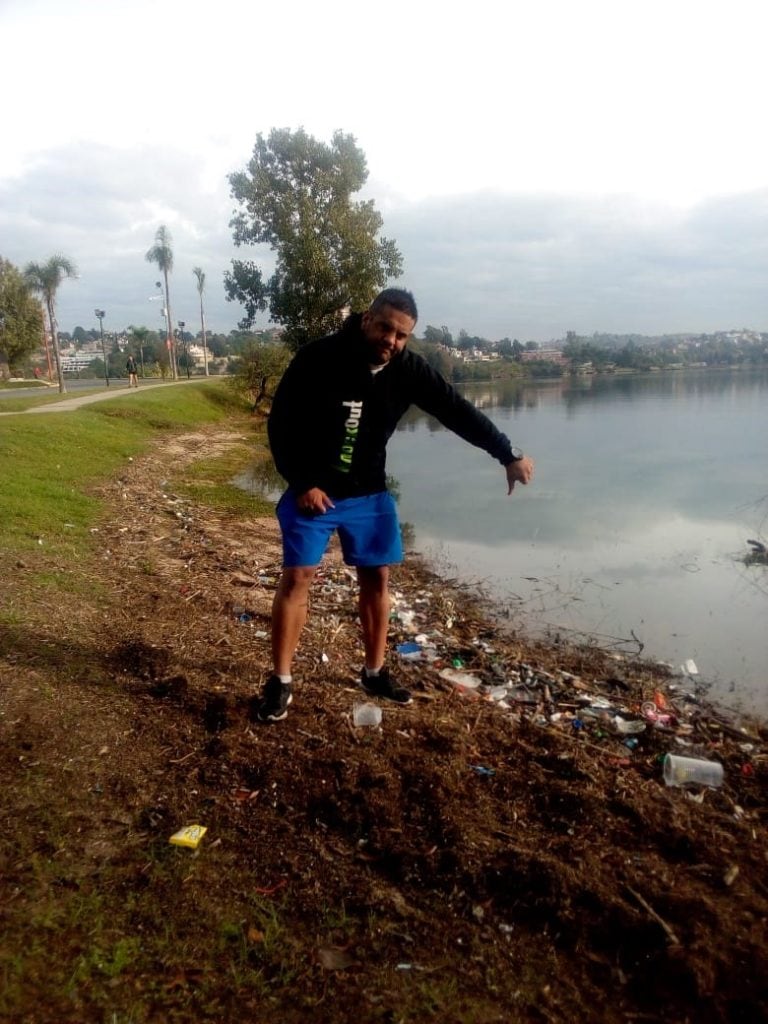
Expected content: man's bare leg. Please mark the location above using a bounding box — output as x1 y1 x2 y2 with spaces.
253 566 316 722
271 566 316 675
357 565 390 670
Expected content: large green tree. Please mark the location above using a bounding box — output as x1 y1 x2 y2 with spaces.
23 255 77 393
0 258 44 377
225 127 403 349
145 225 177 379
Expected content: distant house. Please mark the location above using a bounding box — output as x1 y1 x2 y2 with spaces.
60 354 96 372
520 349 568 365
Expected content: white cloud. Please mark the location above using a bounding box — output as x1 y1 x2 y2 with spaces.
388 190 768 338
0 142 254 331
2 0 767 336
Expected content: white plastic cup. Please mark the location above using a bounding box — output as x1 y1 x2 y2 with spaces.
663 753 724 788
353 703 382 728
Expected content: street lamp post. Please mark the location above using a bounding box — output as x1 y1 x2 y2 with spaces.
94 309 109 387
178 320 190 378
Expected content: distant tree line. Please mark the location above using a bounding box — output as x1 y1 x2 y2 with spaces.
49 326 284 380
562 330 768 370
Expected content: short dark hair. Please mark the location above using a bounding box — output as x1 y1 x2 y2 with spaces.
369 288 418 322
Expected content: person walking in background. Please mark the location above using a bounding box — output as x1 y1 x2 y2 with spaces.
252 287 535 723
126 354 139 387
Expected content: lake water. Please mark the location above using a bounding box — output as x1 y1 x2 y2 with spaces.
387 369 768 715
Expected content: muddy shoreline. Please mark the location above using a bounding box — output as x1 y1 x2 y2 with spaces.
2 427 766 1023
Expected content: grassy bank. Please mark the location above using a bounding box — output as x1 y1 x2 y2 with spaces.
0 381 268 560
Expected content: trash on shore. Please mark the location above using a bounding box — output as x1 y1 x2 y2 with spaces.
169 824 208 849
663 753 724 788
746 538 768 564
272 564 766 787
353 703 382 728
397 641 423 660
439 668 483 690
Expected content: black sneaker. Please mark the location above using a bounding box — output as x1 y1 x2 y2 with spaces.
360 667 412 705
252 675 293 722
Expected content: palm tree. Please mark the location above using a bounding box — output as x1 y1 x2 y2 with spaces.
145 225 177 379
192 266 209 376
24 255 78 394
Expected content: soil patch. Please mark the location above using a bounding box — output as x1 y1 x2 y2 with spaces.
1 427 766 1023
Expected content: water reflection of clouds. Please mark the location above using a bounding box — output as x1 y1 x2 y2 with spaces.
388 371 768 710
398 370 768 424
412 514 740 583
392 376 768 545
416 525 767 711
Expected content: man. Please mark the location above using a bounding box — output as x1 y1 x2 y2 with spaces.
253 288 534 722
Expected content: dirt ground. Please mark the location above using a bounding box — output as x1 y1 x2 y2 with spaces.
1 428 767 1024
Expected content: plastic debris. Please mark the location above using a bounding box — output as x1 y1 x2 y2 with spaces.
663 754 724 788
641 701 675 727
439 668 482 690
227 561 764 784
393 609 416 629
614 717 647 735
470 764 496 777
397 641 423 660
169 824 208 849
353 703 382 728
487 685 509 702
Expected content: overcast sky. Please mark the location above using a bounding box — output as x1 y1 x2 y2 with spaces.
1 0 766 342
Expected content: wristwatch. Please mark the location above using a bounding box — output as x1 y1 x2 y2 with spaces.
507 447 524 463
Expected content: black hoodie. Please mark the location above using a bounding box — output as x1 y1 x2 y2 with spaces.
267 314 516 499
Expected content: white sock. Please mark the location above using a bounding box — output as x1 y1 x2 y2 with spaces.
277 674 292 684
364 666 382 678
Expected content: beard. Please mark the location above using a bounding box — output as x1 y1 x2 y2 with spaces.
371 344 394 365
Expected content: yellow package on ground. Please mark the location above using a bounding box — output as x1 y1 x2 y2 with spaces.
169 824 207 849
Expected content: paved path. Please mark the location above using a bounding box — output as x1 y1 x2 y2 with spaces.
0 379 201 416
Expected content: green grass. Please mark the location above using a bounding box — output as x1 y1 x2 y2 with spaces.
173 442 275 516
70 937 142 985
0 380 255 557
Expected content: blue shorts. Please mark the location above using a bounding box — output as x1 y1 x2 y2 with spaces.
276 490 403 568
